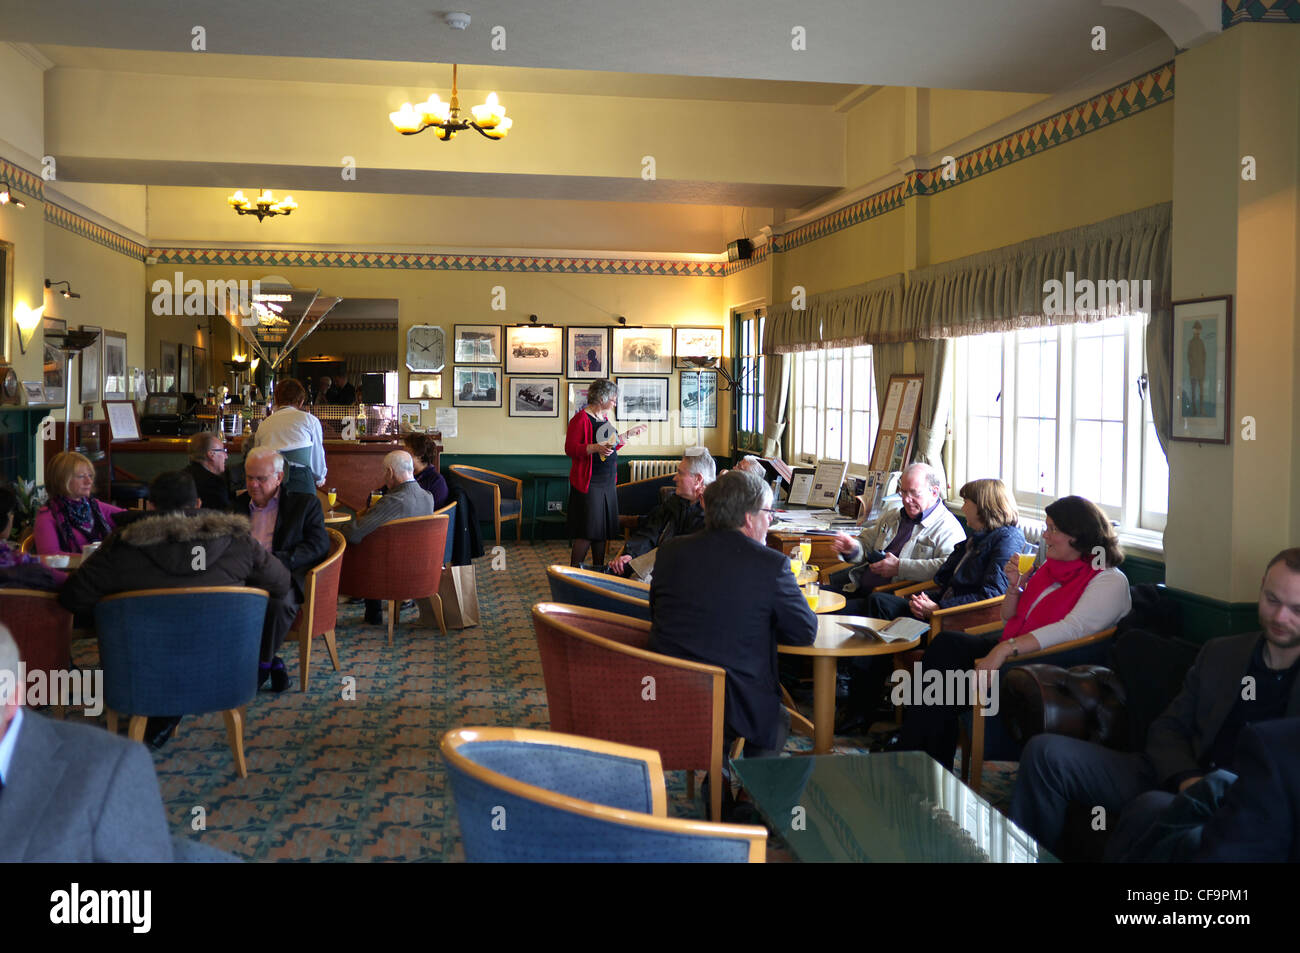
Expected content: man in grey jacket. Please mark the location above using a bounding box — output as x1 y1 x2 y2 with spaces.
829 463 965 609
345 451 439 626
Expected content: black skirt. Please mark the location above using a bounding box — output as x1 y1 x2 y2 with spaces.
567 445 619 540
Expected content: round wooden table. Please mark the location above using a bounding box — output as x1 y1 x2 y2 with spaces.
323 511 352 526
779 616 922 754
811 590 846 614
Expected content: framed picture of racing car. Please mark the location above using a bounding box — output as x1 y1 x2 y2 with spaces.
615 376 669 422
453 324 502 365
612 326 673 375
508 376 560 418
679 370 718 428
505 324 562 375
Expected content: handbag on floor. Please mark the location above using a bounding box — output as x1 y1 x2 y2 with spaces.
438 563 480 628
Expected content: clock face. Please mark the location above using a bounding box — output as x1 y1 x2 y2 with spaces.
406 325 446 373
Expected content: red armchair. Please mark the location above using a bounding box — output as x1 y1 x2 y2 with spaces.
338 514 449 645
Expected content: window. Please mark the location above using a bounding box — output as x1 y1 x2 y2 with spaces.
733 310 765 452
951 314 1167 535
790 345 877 469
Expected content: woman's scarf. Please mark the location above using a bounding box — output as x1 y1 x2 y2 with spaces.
1001 556 1101 642
50 494 113 553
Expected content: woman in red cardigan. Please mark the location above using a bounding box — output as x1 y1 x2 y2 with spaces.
564 379 645 568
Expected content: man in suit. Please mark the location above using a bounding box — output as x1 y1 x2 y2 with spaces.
1011 548 1300 858
343 450 439 626
0 624 175 861
187 430 233 511
232 446 330 691
648 469 817 764
1195 717 1300 862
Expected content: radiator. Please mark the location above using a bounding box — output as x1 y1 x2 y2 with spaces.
629 460 677 481
1020 518 1046 546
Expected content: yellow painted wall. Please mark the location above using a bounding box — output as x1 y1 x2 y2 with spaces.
0 199 46 380
921 88 1049 155
773 208 907 297
144 262 729 457
845 87 907 190
299 328 397 359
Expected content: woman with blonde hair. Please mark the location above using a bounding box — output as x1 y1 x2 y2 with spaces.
33 451 126 555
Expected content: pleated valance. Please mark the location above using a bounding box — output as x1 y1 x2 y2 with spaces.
902 202 1172 339
765 273 903 354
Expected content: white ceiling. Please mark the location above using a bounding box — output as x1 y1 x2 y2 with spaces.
5 0 1169 93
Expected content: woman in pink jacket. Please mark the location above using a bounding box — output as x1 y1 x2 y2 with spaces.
34 451 126 556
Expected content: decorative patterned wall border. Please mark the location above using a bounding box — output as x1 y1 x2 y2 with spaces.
1223 0 1300 27
0 158 41 201
45 201 149 261
775 61 1175 254
146 246 725 277
721 241 769 276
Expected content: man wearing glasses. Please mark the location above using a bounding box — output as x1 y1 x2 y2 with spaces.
187 431 233 512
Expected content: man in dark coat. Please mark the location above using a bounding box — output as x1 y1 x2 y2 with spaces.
649 470 817 762
608 449 713 579
186 430 233 511
232 446 330 690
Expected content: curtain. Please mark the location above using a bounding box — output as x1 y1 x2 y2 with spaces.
760 346 790 458
766 273 904 353
871 343 908 419
911 339 954 490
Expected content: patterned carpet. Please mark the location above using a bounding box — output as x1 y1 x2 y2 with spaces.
66 539 1017 861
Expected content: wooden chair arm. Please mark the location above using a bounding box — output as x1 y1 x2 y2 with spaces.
976 627 1119 664
785 705 815 739
893 579 937 598
872 579 912 593
931 594 1006 622
964 620 1005 636
818 564 842 583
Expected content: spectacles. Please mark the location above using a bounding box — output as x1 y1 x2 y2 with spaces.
210 447 229 455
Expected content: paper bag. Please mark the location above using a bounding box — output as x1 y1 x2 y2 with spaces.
438 563 480 628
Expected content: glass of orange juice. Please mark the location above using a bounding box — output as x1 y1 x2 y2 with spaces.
803 581 820 611
798 537 813 563
370 491 383 508
327 487 338 510
1017 552 1036 574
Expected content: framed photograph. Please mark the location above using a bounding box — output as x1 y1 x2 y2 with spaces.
452 366 502 408
508 377 560 418
566 326 609 379
1171 295 1232 444
179 343 192 393
159 341 178 394
408 374 443 400
79 325 102 406
616 376 669 421
103 331 128 401
505 324 563 375
680 370 718 429
192 345 208 393
612 326 673 375
454 324 502 365
42 316 66 405
21 381 46 405
568 381 592 415
674 327 723 361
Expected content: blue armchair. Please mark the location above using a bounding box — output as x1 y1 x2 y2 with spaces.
441 727 766 862
546 564 651 620
95 586 270 778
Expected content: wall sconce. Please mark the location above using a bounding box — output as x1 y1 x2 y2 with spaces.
0 179 25 209
615 315 627 325
14 302 45 354
44 279 81 299
525 313 555 328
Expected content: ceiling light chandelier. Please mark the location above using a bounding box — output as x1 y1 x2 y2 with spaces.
227 189 298 222
389 63 512 141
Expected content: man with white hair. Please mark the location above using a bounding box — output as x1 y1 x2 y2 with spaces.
830 462 964 610
233 445 329 691
735 455 766 477
342 451 440 626
607 447 714 578
0 624 176 860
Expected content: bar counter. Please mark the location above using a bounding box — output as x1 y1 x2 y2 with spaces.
112 435 441 512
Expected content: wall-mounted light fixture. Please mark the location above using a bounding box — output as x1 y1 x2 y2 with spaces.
525 313 555 328
44 279 81 299
0 179 26 208
614 315 627 325
14 302 45 354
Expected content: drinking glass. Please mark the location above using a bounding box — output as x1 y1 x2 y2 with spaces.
803 581 820 611
370 491 383 507
327 488 338 510
798 537 813 563
1017 552 1037 574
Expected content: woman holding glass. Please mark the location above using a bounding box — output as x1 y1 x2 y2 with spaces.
564 380 645 568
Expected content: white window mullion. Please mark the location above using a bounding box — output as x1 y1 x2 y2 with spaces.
1057 325 1072 506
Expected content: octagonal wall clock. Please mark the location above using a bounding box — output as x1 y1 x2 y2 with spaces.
406 324 447 373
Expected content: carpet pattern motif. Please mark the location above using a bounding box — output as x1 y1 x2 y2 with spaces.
67 540 1017 861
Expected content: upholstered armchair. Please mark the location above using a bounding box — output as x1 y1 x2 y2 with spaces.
447 465 522 546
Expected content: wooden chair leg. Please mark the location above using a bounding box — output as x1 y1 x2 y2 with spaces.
685 771 695 801
127 715 147 742
515 515 521 541
959 724 972 783
969 707 986 793
222 707 248 778
322 629 340 671
387 600 396 646
430 592 446 636
494 515 502 548
106 709 118 734
299 632 312 692
709 766 723 823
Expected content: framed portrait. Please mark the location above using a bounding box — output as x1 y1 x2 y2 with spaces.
680 370 718 429
674 326 723 361
567 381 592 415
192 345 208 393
79 325 102 406
453 324 502 365
452 366 502 408
159 341 178 394
408 374 443 400
21 381 46 405
504 324 563 375
179 344 192 393
1171 295 1232 444
42 316 66 405
103 331 128 401
612 326 673 375
508 377 560 418
615 376 669 422
566 326 609 379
